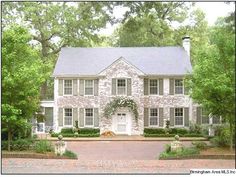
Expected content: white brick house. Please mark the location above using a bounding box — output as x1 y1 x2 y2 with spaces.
34 37 220 135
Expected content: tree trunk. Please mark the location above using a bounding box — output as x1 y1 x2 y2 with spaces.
7 124 11 151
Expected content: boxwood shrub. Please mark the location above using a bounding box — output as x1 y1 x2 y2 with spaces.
61 128 74 134
78 128 100 134
144 128 166 134
170 128 189 135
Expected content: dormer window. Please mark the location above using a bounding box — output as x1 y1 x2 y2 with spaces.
117 79 126 95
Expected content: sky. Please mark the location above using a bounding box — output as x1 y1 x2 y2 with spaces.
100 2 235 36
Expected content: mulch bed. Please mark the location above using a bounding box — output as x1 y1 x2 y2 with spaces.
2 151 77 159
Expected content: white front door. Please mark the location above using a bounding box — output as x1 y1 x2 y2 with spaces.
117 113 127 133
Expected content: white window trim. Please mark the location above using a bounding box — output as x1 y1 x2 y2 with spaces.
63 79 73 96
63 108 73 127
149 108 159 127
36 122 45 134
84 79 94 96
174 107 185 127
40 107 45 115
149 79 159 95
84 108 94 127
116 78 127 96
174 79 184 95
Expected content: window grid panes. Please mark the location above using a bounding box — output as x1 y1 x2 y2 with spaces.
85 108 93 126
85 80 94 95
150 79 158 95
175 79 183 94
64 80 72 95
175 108 183 125
117 79 126 95
202 108 209 124
64 108 72 126
149 108 158 126
213 116 220 124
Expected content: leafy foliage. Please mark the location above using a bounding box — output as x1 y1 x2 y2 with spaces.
186 14 235 149
159 146 199 159
63 150 78 159
35 140 53 153
192 141 207 150
2 26 45 150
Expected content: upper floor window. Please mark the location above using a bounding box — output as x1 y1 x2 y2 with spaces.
64 80 72 95
149 108 158 126
175 108 184 126
85 108 94 126
85 80 94 95
149 79 158 95
64 108 72 126
117 79 126 95
175 79 183 94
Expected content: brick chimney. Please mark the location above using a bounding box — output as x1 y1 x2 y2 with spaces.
182 36 190 56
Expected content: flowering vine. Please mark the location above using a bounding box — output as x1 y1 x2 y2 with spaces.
103 97 138 120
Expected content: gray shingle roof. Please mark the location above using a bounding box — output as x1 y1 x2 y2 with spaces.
52 47 192 77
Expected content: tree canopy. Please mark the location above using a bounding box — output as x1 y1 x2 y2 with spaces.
2 25 46 150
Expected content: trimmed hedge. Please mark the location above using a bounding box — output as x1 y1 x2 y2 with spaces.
144 128 203 137
51 133 100 138
78 128 100 134
144 128 166 134
144 133 203 137
61 128 74 134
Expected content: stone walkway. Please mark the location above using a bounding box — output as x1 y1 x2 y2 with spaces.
2 158 235 174
66 141 192 160
2 141 234 174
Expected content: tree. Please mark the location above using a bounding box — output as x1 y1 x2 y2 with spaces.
113 2 193 47
2 2 115 99
173 8 209 64
2 26 46 151
187 14 235 149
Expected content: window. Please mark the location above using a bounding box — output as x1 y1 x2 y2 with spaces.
85 80 94 95
117 79 126 95
36 123 45 133
149 108 158 126
202 108 209 124
85 108 93 126
64 80 72 95
175 108 184 126
64 108 72 126
212 116 221 124
175 79 183 94
149 79 158 95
